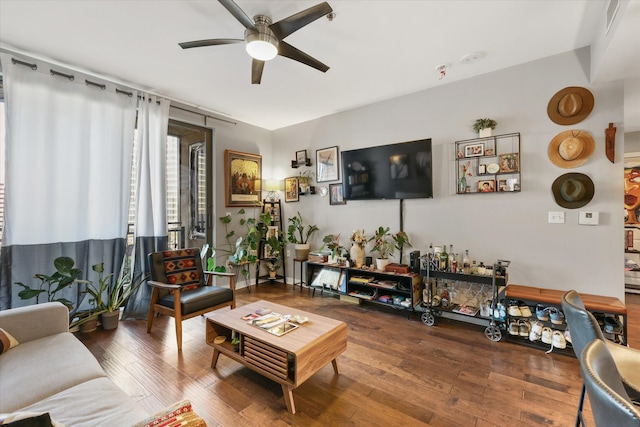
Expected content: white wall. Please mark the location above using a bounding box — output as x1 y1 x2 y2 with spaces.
270 48 625 300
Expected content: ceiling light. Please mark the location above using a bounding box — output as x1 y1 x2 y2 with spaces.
460 52 485 64
245 18 279 61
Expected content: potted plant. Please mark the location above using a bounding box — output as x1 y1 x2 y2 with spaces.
321 233 347 264
16 256 89 311
298 170 314 194
214 207 269 279
287 211 319 260
392 230 412 264
369 226 395 270
264 231 285 279
473 118 497 138
100 267 148 330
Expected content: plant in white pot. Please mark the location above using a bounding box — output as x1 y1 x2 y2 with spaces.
473 118 497 138
298 170 314 194
287 211 319 260
369 227 412 270
321 233 347 264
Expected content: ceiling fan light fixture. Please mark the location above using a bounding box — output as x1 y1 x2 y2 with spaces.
245 31 278 61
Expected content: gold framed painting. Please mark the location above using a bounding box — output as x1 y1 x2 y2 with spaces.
225 150 262 207
284 176 299 202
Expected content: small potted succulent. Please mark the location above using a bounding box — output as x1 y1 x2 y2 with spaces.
473 118 497 137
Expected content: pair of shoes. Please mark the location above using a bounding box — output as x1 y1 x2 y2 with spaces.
541 327 553 344
604 315 622 334
518 320 530 337
546 330 567 353
536 304 549 321
529 321 543 341
519 302 532 317
508 300 522 317
548 307 565 325
508 319 519 336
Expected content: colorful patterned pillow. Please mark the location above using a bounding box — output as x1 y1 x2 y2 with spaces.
162 249 201 291
132 400 206 427
0 328 19 355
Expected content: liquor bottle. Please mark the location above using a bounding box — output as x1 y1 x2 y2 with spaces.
428 242 434 264
448 245 455 273
462 250 470 274
471 260 478 275
439 245 448 271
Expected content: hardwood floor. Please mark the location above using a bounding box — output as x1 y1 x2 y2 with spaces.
78 286 640 426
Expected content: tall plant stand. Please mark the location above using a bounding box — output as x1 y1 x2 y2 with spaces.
255 199 286 286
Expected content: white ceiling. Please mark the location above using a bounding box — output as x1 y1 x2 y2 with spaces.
0 0 638 131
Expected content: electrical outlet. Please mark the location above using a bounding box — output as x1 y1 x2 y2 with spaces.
287 250 291 257
548 211 565 224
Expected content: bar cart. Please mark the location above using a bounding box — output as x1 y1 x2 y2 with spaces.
419 259 510 342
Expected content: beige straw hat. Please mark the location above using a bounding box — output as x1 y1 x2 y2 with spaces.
548 130 595 169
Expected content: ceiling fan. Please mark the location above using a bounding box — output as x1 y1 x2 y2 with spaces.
179 0 333 84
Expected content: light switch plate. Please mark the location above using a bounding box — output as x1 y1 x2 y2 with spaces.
579 211 599 225
548 211 565 224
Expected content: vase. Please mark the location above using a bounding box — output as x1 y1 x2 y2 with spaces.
350 244 365 268
100 311 120 330
459 175 467 194
376 258 389 271
479 128 493 138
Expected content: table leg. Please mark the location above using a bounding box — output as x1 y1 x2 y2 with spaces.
211 348 221 368
282 384 296 414
331 358 340 375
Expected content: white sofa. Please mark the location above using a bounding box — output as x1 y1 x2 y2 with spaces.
0 302 148 426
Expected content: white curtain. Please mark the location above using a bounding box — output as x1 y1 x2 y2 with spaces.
123 95 170 319
0 53 137 310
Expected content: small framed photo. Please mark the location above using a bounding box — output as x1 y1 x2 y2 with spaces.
478 180 495 192
296 150 307 165
499 153 519 173
284 177 299 202
484 148 495 156
316 146 339 182
465 143 484 157
498 179 508 192
329 183 346 205
478 164 486 174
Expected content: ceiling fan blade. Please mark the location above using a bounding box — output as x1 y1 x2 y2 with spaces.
270 2 333 39
278 41 329 73
252 59 265 84
218 0 256 30
179 39 243 49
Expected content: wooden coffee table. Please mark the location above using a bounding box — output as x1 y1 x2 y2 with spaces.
204 300 347 414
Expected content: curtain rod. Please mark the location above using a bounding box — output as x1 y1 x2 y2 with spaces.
4 48 238 127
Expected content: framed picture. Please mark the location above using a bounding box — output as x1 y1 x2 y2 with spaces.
284 176 299 202
296 150 307 165
224 150 262 207
499 153 520 172
465 143 485 157
498 179 508 192
329 183 346 205
478 180 495 193
624 152 640 224
316 146 339 182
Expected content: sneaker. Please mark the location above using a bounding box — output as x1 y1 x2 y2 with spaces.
548 307 565 325
529 321 543 341
541 327 553 344
508 319 519 335
519 302 532 317
508 302 522 317
564 328 572 344
552 330 566 349
604 315 622 334
536 304 549 321
518 320 530 337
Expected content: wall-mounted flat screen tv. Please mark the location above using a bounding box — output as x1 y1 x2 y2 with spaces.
341 139 433 200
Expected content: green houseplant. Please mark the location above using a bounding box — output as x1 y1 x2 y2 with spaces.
298 170 314 194
16 256 89 311
321 233 347 262
369 227 412 270
473 118 497 137
287 211 319 260
264 231 285 278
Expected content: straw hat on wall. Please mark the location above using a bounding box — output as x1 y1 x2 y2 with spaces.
547 86 594 125
548 130 595 169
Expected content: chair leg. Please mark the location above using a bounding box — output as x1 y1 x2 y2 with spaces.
576 382 586 427
146 289 159 333
174 290 183 351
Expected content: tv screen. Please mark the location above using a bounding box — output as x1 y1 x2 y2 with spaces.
341 139 433 200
